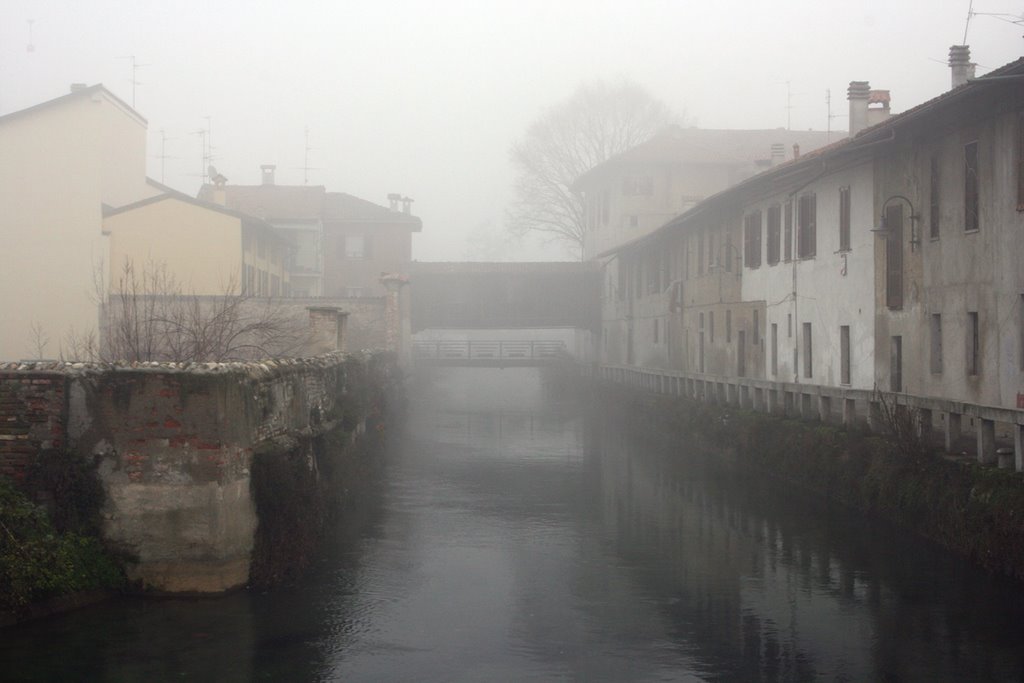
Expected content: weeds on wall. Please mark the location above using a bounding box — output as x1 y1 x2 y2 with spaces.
0 477 122 611
608 385 1024 581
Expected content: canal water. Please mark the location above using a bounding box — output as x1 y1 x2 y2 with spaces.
4 368 1024 681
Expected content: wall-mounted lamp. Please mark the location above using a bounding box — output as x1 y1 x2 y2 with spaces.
871 194 921 252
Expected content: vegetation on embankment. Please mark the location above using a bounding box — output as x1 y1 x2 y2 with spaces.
0 452 125 619
613 387 1024 581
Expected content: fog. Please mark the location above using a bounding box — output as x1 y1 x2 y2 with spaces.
2 0 1020 261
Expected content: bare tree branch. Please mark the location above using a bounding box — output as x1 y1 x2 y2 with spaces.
507 80 680 258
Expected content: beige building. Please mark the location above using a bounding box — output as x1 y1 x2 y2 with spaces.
0 84 157 361
103 189 290 296
573 126 839 261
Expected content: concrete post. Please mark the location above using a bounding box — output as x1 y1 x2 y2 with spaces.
801 393 812 419
868 401 883 433
380 273 410 367
1015 423 1024 472
818 395 831 423
918 408 933 443
842 398 857 426
977 418 996 465
945 412 962 452
307 306 347 354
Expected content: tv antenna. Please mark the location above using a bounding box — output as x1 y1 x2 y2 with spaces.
118 55 149 108
155 129 177 184
26 19 35 53
825 89 846 142
295 126 320 185
191 117 214 184
785 81 801 130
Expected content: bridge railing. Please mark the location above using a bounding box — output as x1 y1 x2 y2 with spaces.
412 340 567 362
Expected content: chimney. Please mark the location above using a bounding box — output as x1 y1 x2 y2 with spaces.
867 89 891 127
949 45 975 89
770 143 785 166
260 164 276 186
401 196 413 215
387 193 401 211
211 188 226 206
69 83 88 93
792 143 800 159
847 81 871 136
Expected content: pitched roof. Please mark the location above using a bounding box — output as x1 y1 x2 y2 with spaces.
599 57 1024 259
102 190 282 243
0 84 145 127
323 192 422 230
572 125 840 189
198 184 327 221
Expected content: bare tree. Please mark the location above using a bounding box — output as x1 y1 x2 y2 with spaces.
506 80 679 258
28 321 49 360
100 258 315 363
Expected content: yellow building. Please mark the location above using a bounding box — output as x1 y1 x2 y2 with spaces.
103 191 290 297
0 84 158 360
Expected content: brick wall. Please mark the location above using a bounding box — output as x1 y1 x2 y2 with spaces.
0 371 67 480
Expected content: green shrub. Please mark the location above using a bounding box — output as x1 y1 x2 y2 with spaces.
0 477 123 610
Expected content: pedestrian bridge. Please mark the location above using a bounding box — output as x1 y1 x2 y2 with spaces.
412 340 567 367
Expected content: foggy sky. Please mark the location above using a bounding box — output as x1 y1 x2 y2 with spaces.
1 0 1021 261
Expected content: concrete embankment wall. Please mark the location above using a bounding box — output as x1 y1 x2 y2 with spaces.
599 381 1024 581
0 352 396 594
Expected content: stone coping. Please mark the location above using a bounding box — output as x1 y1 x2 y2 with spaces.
0 351 377 378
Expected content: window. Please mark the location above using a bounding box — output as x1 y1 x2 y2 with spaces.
724 234 734 272
787 313 792 338
699 313 706 373
967 311 980 375
803 322 813 378
797 194 816 258
1020 295 1024 370
709 311 715 343
622 175 653 196
708 232 716 270
345 234 365 259
744 210 762 268
964 141 979 232
752 309 759 345
891 336 903 391
697 232 705 275
653 318 659 344
930 155 941 239
930 314 943 374
771 323 778 376
766 204 781 265
838 186 851 252
885 203 904 309
840 325 851 385
784 200 794 262
726 309 732 343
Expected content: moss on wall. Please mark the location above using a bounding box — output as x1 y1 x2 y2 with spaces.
611 387 1024 581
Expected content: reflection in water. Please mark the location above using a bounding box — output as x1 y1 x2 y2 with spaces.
2 368 1024 681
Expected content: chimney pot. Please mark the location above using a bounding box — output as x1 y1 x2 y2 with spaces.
260 164 276 186
949 45 975 89
401 196 413 215
387 193 401 211
847 81 871 136
70 83 88 93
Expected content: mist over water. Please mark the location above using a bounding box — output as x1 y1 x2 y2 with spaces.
4 368 1024 681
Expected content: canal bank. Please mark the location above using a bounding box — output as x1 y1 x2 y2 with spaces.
0 351 401 623
597 379 1024 581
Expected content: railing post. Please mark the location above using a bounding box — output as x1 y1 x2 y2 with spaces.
945 412 962 452
977 418 996 465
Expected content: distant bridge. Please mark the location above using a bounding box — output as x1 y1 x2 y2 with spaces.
408 262 600 332
412 340 567 367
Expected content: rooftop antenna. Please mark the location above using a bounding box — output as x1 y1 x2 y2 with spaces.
962 0 975 44
118 55 149 108
293 126 320 184
785 81 800 130
26 19 35 53
190 118 213 185
155 129 177 184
